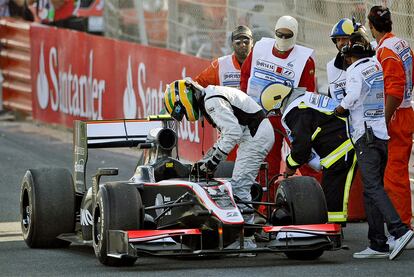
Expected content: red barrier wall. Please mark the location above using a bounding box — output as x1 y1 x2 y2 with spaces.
30 24 215 161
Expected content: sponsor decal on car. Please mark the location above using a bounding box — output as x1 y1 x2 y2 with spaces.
80 208 93 226
155 193 171 216
226 211 240 217
74 159 85 173
74 146 85 155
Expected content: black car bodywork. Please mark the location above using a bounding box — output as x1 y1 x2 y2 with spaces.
20 116 342 266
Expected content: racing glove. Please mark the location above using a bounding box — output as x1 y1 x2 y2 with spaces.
199 147 228 174
191 161 213 179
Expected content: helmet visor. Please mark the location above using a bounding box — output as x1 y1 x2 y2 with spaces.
260 82 293 112
171 102 185 121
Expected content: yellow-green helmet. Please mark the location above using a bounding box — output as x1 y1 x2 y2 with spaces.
164 80 199 121
260 82 293 112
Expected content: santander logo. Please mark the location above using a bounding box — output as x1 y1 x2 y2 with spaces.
37 43 49 109
36 43 106 119
123 56 137 119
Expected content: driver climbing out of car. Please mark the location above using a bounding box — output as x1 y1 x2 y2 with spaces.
260 81 357 225
164 79 275 249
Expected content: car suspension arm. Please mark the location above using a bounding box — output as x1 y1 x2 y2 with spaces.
152 192 194 223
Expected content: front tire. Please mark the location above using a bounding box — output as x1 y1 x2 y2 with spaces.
93 183 143 266
274 176 328 260
274 176 328 225
20 168 75 248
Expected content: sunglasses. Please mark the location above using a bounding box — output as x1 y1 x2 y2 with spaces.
233 38 252 46
275 30 294 39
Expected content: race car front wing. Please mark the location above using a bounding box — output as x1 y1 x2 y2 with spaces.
106 223 342 259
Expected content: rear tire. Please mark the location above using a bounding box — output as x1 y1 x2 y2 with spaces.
93 183 143 266
274 176 328 260
20 168 75 248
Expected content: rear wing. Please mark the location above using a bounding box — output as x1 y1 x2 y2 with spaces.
73 115 175 193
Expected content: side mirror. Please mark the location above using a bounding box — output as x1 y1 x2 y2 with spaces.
96 168 119 177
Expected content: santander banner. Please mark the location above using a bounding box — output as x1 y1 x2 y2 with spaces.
30 24 215 161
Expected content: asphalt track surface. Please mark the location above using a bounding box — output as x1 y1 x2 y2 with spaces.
1 120 414 277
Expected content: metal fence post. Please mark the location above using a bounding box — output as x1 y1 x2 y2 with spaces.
135 0 148 45
0 69 3 113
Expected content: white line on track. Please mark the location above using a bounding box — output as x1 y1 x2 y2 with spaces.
0 222 22 242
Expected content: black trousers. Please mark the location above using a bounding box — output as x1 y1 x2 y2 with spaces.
321 149 357 222
355 135 409 252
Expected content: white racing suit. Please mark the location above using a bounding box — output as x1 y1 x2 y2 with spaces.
340 58 388 142
200 85 275 223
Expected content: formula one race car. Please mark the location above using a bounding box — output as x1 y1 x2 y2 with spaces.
20 116 342 266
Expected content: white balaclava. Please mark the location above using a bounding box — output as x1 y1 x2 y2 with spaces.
274 16 298 51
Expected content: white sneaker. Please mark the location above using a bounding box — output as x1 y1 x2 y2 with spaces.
353 247 389 259
387 235 414 251
387 236 395 251
390 230 414 260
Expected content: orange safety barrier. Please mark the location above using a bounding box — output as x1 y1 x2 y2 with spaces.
0 18 32 114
